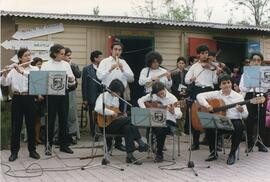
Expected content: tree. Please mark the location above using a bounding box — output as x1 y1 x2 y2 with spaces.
133 0 197 21
93 6 100 16
231 0 270 26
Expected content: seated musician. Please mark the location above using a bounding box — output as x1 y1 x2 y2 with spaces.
94 79 148 165
196 74 248 165
139 51 172 94
137 81 182 162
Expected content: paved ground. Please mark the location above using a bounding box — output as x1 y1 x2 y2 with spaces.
1 135 270 182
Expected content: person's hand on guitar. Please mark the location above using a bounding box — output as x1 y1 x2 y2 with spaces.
165 71 171 80
206 105 213 112
235 104 244 113
167 104 175 114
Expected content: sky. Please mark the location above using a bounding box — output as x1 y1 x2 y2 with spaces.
0 0 249 24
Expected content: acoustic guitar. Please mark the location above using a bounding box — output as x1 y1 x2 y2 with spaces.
144 100 183 109
96 106 126 128
191 96 265 132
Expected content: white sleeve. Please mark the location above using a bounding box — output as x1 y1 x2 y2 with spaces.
1 70 13 86
196 91 218 108
137 94 152 108
96 60 110 81
138 68 152 86
185 65 194 84
239 74 249 93
122 60 134 83
94 94 115 116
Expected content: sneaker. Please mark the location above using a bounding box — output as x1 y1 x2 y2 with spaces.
126 155 142 165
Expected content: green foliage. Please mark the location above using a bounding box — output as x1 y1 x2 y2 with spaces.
231 0 270 26
134 0 196 21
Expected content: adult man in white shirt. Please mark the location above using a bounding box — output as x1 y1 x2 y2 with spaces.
239 52 268 153
97 41 134 151
138 81 182 162
197 74 248 165
96 41 134 88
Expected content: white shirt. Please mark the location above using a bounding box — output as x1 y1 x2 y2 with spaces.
196 90 248 119
1 65 38 93
185 62 218 88
94 91 119 116
239 74 268 95
137 89 182 123
96 56 134 87
41 59 74 79
139 67 172 93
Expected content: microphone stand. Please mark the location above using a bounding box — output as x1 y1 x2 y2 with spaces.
82 76 131 171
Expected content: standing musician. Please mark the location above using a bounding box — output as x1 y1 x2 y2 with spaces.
185 45 220 151
139 51 172 94
94 79 149 165
97 41 134 151
82 50 103 138
197 74 248 165
138 81 182 162
239 52 268 152
171 57 188 133
41 44 75 155
1 48 40 161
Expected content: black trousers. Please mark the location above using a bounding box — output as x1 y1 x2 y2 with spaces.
206 119 244 155
191 86 213 146
88 104 96 137
11 95 36 154
46 95 69 148
104 117 141 153
245 92 266 145
152 120 177 156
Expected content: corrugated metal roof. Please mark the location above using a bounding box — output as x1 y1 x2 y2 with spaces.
2 10 270 32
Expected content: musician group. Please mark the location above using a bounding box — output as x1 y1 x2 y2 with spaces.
1 42 269 166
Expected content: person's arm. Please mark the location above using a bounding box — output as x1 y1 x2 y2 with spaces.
137 94 152 108
184 65 194 84
94 93 115 115
96 59 110 81
138 68 152 86
71 63 81 78
196 91 218 108
122 60 134 83
81 67 88 102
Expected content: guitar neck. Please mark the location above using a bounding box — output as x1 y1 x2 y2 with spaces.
212 100 249 113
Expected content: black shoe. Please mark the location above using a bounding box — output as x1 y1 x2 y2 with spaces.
258 145 269 152
190 144 200 151
226 154 236 165
8 153 17 162
126 156 142 165
205 152 218 162
155 154 164 163
138 143 149 152
29 151 40 159
60 147 74 154
45 145 52 156
115 143 126 152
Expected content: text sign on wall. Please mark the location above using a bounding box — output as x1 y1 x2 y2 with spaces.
1 40 54 50
12 23 64 40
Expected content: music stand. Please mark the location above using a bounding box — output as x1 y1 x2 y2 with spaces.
198 112 234 159
131 107 166 160
29 71 66 155
81 76 128 171
159 99 209 176
243 66 269 152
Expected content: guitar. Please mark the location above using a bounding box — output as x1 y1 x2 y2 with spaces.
191 96 265 132
96 106 126 128
145 69 178 88
144 100 183 109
